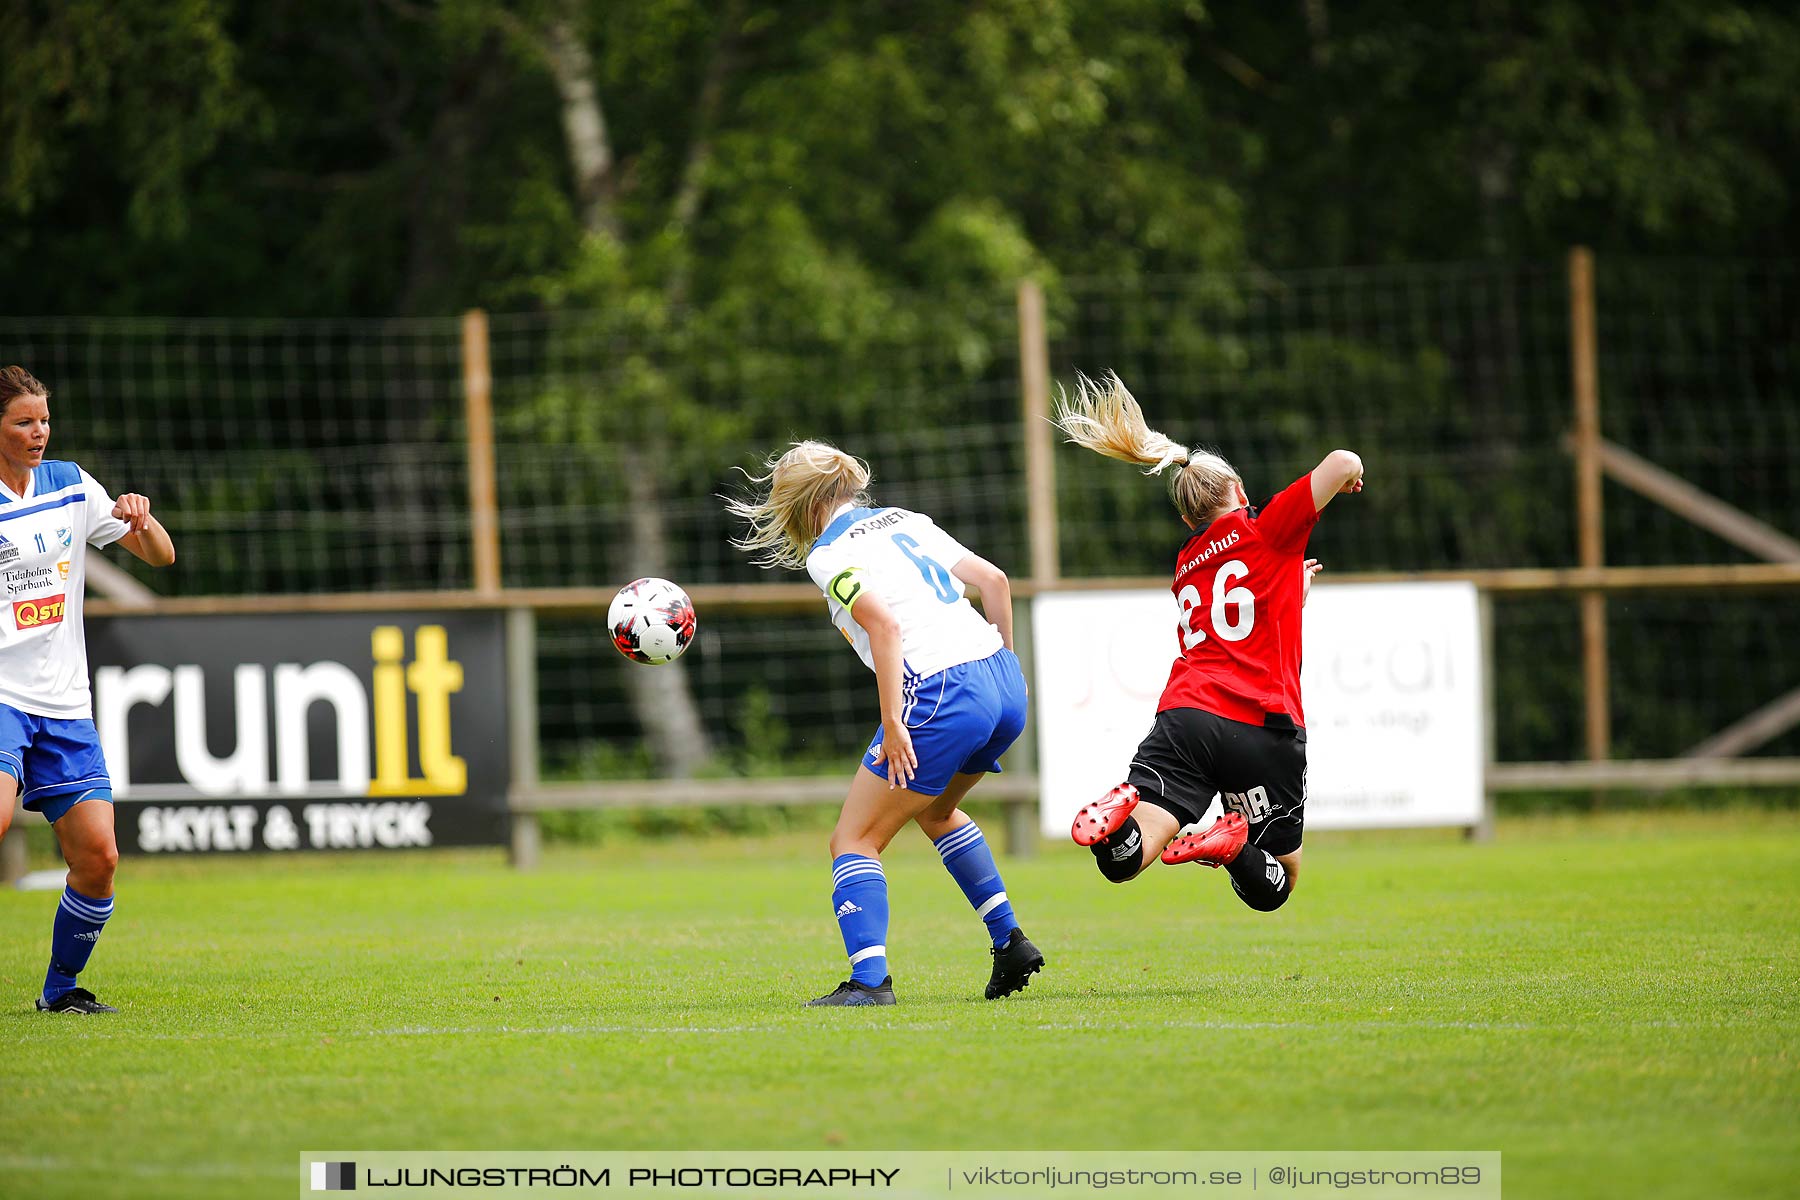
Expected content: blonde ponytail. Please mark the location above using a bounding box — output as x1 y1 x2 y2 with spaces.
1054 371 1243 525
1052 371 1190 475
726 440 872 570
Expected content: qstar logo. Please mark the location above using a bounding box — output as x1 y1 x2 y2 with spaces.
13 594 65 629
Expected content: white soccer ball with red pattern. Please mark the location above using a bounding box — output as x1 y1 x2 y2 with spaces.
608 577 697 665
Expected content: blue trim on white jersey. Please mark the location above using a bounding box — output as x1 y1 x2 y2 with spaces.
0 460 81 506
0 491 83 524
812 506 888 552
37 461 82 492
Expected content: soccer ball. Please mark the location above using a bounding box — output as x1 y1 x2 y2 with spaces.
608 577 697 665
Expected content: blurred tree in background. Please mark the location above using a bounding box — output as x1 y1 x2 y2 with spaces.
1206 0 1800 263
5 0 1795 317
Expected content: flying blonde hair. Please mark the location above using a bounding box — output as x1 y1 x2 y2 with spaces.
1052 371 1242 524
726 440 873 570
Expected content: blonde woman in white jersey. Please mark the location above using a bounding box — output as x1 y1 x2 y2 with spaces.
0 367 175 1013
729 441 1043 1006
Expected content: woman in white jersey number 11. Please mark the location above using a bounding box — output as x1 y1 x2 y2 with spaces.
727 442 1043 1007
0 366 176 1014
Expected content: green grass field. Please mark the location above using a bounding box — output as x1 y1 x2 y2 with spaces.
2 810 1795 1199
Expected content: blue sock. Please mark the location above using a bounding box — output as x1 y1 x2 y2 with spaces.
44 885 113 1003
933 820 1017 947
830 854 889 985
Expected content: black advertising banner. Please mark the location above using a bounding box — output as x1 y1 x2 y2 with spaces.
85 612 510 855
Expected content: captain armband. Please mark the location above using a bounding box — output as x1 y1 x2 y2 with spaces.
827 567 868 610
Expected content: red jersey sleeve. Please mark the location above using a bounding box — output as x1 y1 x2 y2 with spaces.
1252 473 1320 555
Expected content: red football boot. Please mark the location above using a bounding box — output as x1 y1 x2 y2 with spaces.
1070 783 1140 847
1160 812 1249 867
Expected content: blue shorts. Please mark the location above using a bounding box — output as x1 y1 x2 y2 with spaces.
862 648 1029 796
0 704 114 823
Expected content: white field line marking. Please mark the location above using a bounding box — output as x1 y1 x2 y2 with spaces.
15 1016 1696 1044
0 1155 278 1179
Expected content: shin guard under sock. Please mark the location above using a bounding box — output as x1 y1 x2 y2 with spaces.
1091 817 1144 883
1224 843 1292 911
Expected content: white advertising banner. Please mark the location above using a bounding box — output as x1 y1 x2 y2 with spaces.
1032 582 1484 835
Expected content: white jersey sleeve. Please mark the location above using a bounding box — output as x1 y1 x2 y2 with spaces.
805 506 1003 680
81 469 131 548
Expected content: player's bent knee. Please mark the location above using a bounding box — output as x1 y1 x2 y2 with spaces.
71 841 119 879
913 807 960 840
1231 879 1291 911
1097 855 1141 884
1226 844 1295 911
829 829 884 861
1277 849 1302 887
1092 819 1146 883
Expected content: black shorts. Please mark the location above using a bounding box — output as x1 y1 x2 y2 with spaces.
1125 707 1308 857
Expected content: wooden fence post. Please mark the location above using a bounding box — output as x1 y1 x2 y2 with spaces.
1018 280 1057 589
462 309 502 595
1569 248 1610 773
506 605 542 869
1014 280 1056 856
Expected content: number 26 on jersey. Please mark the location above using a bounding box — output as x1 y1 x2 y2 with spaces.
1177 559 1254 647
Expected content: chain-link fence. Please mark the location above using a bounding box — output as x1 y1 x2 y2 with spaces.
3 317 472 594
5 257 1796 771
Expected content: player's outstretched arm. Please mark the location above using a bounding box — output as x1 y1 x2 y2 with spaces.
1309 449 1364 513
855 591 918 790
951 554 1013 650
113 493 176 567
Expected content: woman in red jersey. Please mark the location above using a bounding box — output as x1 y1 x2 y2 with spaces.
1056 372 1361 912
